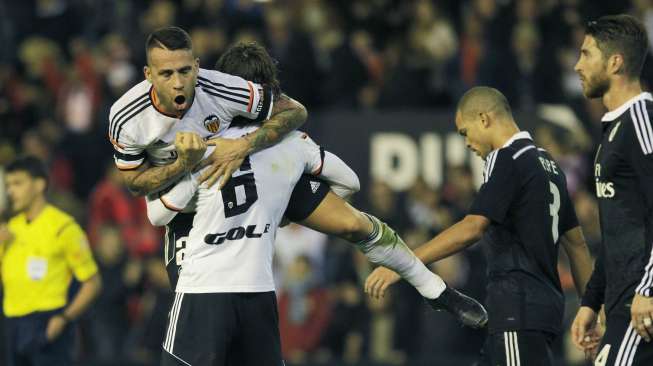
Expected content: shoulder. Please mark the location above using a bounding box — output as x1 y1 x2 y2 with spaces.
197 68 250 90
109 80 151 118
621 99 653 155
109 80 154 145
44 206 81 236
7 213 24 231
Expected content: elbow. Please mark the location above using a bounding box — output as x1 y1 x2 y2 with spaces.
288 97 308 126
147 211 169 227
295 103 308 126
88 274 103 299
464 215 489 242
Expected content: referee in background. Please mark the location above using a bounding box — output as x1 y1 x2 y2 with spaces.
0 156 101 366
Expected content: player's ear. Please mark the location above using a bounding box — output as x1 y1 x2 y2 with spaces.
607 53 624 76
479 112 491 128
144 66 151 83
195 58 200 69
34 177 47 195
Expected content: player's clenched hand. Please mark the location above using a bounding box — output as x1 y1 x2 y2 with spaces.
631 293 653 342
365 266 401 299
571 306 602 354
174 132 207 171
199 137 249 189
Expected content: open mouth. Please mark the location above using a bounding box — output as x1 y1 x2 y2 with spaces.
173 95 187 110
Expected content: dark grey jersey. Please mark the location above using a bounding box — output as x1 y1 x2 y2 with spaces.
469 132 578 334
581 93 653 316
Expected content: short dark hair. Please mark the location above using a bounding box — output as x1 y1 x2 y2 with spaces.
586 14 649 79
214 42 281 99
146 26 193 62
5 156 49 184
457 86 512 120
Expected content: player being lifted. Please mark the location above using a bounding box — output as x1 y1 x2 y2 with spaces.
572 14 653 365
108 26 307 198
146 42 488 365
366 87 594 366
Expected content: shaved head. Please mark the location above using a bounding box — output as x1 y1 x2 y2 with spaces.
457 86 512 121
454 86 519 159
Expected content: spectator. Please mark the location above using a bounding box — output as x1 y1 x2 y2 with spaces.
278 255 332 363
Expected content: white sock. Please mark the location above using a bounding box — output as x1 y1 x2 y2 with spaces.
357 214 446 299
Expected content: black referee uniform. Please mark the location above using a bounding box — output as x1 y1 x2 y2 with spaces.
471 132 579 366
581 93 653 365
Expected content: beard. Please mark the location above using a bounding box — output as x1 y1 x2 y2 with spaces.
583 72 611 99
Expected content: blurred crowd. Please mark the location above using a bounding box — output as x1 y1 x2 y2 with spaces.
0 0 648 365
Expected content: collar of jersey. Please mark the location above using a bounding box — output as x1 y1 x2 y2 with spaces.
601 92 653 122
502 131 533 148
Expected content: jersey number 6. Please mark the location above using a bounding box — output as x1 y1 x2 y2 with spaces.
221 156 259 218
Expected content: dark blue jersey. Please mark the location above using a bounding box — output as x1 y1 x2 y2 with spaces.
469 132 579 335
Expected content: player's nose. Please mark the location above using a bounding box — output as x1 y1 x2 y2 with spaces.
172 74 184 90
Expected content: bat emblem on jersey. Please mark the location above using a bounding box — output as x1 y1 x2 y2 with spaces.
203 114 220 133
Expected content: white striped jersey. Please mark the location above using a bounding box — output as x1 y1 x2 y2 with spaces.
581 92 653 314
164 129 323 293
108 68 273 171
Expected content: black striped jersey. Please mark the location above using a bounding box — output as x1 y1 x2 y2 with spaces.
469 131 578 335
581 92 653 316
156 128 324 293
108 68 272 171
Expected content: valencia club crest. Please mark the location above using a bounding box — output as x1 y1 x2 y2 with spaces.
203 114 220 133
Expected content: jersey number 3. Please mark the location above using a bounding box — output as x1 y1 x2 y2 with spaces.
221 156 259 218
549 181 560 244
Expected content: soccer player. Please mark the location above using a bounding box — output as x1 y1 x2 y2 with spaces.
108 26 307 197
154 40 487 326
365 87 594 366
154 127 355 365
572 15 653 364
148 42 488 365
0 156 102 366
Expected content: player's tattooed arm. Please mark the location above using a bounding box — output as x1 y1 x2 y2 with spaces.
201 95 307 188
120 132 207 196
120 161 186 196
243 94 308 153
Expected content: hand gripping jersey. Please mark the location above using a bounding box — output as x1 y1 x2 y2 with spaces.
152 129 326 293
108 69 273 171
146 129 360 289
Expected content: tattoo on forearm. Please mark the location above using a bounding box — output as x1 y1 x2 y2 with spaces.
247 95 307 152
129 163 185 196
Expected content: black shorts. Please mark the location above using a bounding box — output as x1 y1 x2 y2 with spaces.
592 310 653 366
284 174 330 222
4 309 74 366
164 212 195 290
477 330 555 366
161 292 283 366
